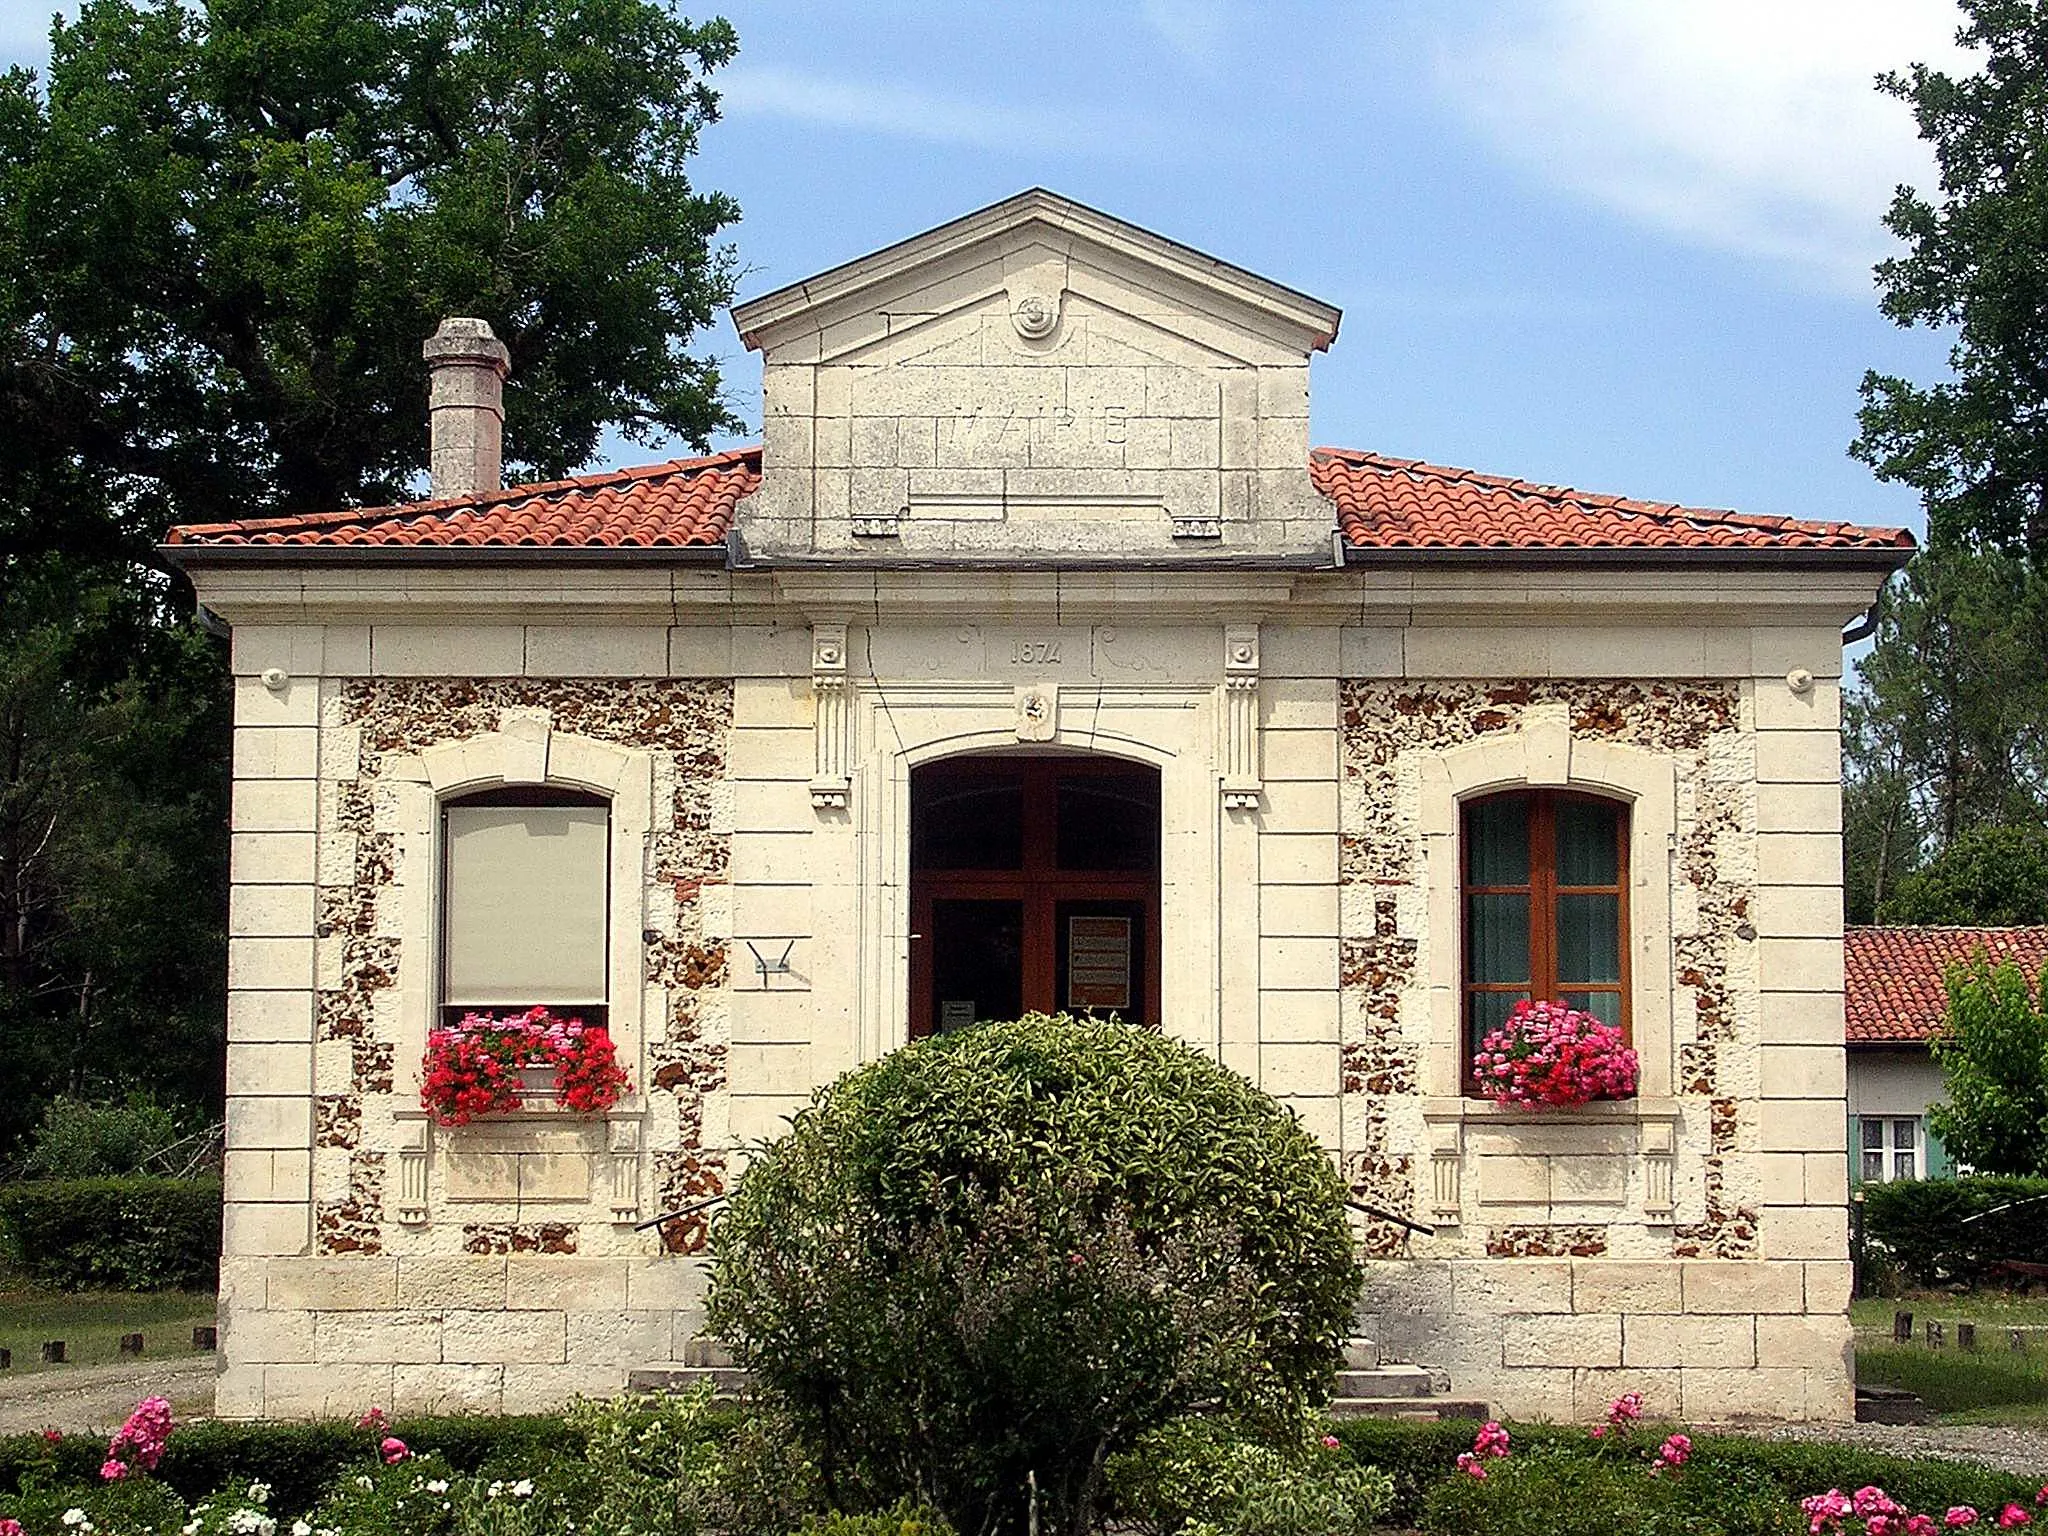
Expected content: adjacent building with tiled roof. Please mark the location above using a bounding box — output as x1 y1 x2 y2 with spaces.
1844 926 2048 1187
1846 926 2048 1045
181 188 1910 1428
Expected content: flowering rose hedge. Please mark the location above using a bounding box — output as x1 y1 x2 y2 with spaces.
2 1391 2042 1536
419 1009 629 1126
1472 999 1639 1107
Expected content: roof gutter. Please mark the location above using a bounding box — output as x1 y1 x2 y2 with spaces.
157 541 734 570
1336 543 1916 574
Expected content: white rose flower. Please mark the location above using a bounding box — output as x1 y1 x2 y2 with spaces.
425 1480 449 1495
354 1476 373 1490
511 1481 533 1498
182 1521 202 1536
292 1520 313 1536
62 1512 87 1528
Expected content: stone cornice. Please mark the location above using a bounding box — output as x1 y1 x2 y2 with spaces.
188 561 1889 632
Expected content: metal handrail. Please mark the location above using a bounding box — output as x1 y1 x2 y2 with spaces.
1345 1198 1435 1237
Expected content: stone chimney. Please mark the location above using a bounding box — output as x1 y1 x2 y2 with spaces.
423 318 511 498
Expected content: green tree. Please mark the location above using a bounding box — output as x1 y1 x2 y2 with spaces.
0 0 742 1151
1842 543 2048 920
710 1015 1360 1536
1929 954 2048 1175
1880 824 2048 924
1855 0 2048 554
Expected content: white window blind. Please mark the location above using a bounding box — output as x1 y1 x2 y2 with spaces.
443 802 609 1006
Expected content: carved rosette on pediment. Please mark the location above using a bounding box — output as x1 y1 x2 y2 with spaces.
1221 624 1261 810
810 622 853 811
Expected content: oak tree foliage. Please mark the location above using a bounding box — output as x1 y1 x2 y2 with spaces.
0 0 741 1151
1856 0 2048 554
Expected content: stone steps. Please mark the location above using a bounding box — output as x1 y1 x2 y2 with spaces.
633 1340 1488 1422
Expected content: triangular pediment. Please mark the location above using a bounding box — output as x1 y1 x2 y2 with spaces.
731 189 1341 366
734 192 1341 565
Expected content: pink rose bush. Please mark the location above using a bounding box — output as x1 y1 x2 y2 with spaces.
1472 999 1640 1107
100 1396 172 1481
1801 1486 2038 1536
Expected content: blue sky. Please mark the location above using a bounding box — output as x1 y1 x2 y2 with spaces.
1 0 1971 535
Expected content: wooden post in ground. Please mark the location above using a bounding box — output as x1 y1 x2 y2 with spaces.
2014 1329 2028 1354
191 1326 217 1352
1926 1320 1945 1349
1894 1311 1913 1342
39 1341 64 1364
0 1347 10 1369
1958 1322 1977 1351
118 1333 143 1357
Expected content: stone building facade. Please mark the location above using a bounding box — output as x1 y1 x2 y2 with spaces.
168 191 1910 1424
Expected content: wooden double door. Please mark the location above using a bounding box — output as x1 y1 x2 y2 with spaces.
909 754 1163 1035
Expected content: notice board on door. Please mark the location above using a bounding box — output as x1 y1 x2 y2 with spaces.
1067 916 1133 1011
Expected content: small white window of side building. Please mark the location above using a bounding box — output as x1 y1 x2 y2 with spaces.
1860 1116 1922 1184
441 787 611 1025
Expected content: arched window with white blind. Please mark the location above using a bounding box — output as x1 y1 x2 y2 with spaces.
440 786 611 1026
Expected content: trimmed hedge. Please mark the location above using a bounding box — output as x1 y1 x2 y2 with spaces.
0 1414 601 1514
1 1413 2038 1530
1329 1419 2044 1527
1860 1174 2048 1287
0 1177 222 1290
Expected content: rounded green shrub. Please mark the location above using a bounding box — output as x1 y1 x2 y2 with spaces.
708 1013 1360 1536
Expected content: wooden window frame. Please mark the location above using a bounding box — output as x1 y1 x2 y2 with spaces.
438 784 613 1031
1460 788 1630 1091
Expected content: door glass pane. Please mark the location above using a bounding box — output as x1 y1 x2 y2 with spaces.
1056 772 1160 871
913 771 1024 870
930 899 1024 1029
1561 991 1622 1028
1556 893 1621 984
1467 989 1529 1065
1466 796 1530 886
1556 798 1621 885
1467 893 1529 983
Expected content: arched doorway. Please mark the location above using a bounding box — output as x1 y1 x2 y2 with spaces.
908 751 1162 1034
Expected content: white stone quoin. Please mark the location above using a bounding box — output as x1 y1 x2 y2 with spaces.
172 191 1904 1425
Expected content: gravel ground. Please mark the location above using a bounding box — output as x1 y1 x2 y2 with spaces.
1730 1419 2048 1477
0 1358 215 1435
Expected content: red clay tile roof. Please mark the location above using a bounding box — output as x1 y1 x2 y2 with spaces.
166 443 1914 556
1313 448 1915 554
163 449 759 549
1846 926 2048 1045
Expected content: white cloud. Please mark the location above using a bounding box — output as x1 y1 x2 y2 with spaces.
717 63 1168 159
1138 0 1234 70
1433 0 1974 291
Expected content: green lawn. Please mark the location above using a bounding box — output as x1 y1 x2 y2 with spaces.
0 1283 216 1374
1852 1292 2048 1334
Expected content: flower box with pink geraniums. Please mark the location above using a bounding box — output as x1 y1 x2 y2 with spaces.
419 1007 630 1127
1472 998 1640 1109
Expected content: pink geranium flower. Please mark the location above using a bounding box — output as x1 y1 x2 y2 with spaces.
0 1517 23 1536
380 1437 410 1465
1455 1451 1487 1480
1949 1510 1982 1528
1999 1507 2031 1530
1472 1000 1640 1108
